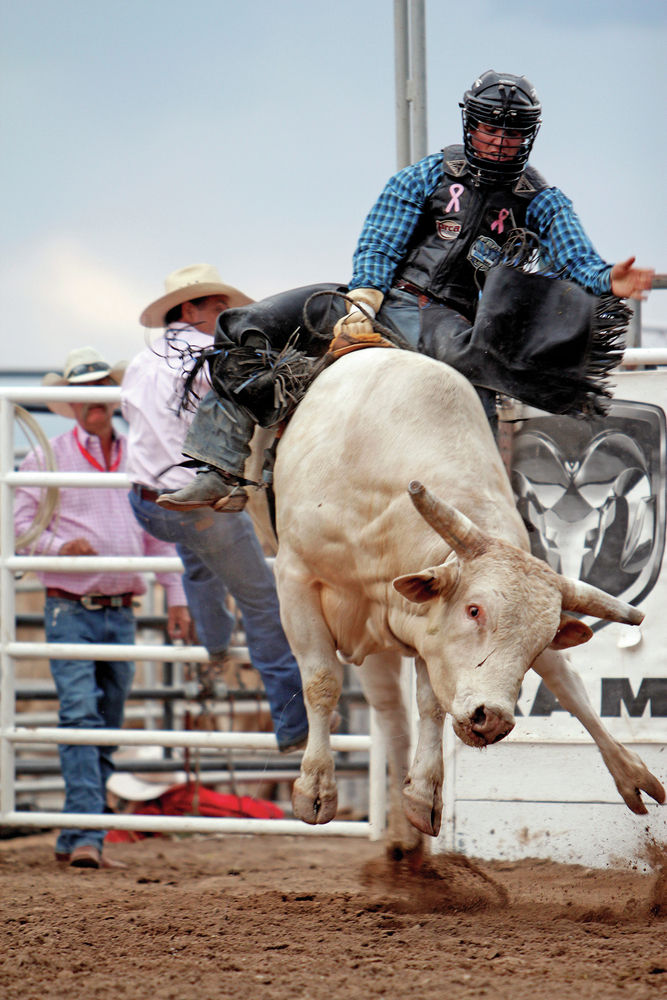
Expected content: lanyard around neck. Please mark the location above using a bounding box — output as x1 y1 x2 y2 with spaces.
73 426 121 472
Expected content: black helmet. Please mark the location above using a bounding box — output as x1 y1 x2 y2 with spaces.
460 70 542 185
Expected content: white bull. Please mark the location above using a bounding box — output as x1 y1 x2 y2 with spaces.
272 348 665 855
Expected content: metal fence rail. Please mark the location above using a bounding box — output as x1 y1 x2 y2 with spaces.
1 385 386 841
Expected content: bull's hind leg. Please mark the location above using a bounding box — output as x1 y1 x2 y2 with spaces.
358 652 422 857
276 566 342 825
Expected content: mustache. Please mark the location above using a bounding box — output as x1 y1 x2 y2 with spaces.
81 402 113 419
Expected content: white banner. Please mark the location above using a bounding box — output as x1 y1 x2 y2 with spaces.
509 370 667 742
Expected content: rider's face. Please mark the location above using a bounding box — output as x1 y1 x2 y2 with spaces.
470 123 523 162
182 295 230 336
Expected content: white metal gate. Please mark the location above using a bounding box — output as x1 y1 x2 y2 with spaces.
0 384 385 841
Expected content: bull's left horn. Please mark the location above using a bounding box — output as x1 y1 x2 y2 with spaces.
559 576 644 626
408 481 488 558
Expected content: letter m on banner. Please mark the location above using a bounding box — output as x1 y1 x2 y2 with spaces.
601 678 667 717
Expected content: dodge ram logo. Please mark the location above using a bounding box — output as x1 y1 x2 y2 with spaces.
511 400 666 630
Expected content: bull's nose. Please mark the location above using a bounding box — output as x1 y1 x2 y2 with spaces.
470 705 514 744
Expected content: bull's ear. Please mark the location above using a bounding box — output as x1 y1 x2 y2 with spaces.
549 614 593 650
393 556 460 605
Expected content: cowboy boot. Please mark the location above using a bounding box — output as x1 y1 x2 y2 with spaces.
156 468 247 512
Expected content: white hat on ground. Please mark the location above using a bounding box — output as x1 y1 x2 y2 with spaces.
106 747 188 802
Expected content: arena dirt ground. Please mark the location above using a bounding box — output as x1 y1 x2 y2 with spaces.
1 831 665 1000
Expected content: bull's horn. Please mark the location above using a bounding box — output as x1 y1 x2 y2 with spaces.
408 481 488 558
559 576 644 626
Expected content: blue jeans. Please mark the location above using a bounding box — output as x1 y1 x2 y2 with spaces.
183 390 254 476
379 286 422 348
45 597 135 854
128 491 308 749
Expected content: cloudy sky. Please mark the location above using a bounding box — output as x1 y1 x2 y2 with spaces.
2 0 666 371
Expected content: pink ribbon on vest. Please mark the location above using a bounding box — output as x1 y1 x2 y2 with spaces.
491 208 510 234
445 183 464 213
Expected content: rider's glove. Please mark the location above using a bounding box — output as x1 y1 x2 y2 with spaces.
333 288 385 340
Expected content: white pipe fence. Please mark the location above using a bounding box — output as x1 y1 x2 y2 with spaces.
1 385 386 842
3 353 666 849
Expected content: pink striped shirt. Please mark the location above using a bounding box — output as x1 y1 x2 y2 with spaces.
121 324 212 490
14 426 186 604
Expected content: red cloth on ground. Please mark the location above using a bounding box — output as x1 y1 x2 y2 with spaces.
105 781 284 842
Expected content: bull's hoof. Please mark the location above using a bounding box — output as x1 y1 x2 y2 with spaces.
607 744 666 814
402 785 442 837
618 773 665 815
292 783 338 825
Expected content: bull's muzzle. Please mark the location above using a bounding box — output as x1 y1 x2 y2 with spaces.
453 705 515 747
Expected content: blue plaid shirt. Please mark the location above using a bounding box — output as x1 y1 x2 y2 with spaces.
350 152 612 296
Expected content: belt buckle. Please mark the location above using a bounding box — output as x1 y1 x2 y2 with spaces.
80 595 104 611
109 595 125 608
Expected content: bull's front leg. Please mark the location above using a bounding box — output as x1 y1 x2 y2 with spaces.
533 649 665 814
402 656 445 837
292 650 343 824
277 569 341 824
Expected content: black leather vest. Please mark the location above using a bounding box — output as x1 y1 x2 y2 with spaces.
395 144 548 317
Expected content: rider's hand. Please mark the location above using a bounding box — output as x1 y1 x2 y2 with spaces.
333 288 385 341
610 257 654 300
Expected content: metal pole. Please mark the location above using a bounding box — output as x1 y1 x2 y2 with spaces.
394 0 410 168
0 398 16 821
8 726 371 752
393 0 428 846
394 0 428 168
368 708 387 841
1 809 370 838
626 300 641 348
409 0 428 160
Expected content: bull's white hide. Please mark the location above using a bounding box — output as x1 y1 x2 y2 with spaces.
272 348 664 856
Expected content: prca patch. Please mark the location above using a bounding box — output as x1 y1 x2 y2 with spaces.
436 219 462 241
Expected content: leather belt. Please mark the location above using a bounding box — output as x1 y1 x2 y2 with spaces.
132 483 161 503
392 279 434 309
393 279 427 298
46 588 135 610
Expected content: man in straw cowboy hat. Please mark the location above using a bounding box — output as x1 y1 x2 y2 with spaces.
14 347 191 870
121 265 311 752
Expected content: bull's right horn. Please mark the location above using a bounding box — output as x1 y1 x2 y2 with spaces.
408 481 488 558
559 576 644 626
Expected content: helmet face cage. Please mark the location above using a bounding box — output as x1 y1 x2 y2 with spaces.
461 72 542 185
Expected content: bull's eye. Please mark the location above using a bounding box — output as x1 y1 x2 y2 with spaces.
467 605 481 619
